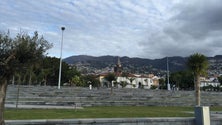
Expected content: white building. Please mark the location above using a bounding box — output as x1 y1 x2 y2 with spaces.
200 77 220 87
99 57 159 89
99 73 159 89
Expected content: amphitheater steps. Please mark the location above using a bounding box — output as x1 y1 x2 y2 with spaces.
5 85 222 107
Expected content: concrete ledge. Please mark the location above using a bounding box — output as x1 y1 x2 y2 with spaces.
6 117 222 125
6 117 195 125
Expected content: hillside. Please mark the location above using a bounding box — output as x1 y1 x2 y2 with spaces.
64 55 186 74
64 55 222 75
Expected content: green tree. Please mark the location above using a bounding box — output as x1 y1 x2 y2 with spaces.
0 31 51 124
40 57 81 86
119 81 128 88
82 75 100 88
65 66 81 84
218 75 222 85
158 78 166 89
170 72 182 89
170 70 194 90
104 73 116 94
41 57 59 85
71 75 82 86
39 68 51 86
187 53 208 106
179 71 194 90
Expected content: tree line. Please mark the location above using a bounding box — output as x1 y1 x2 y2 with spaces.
0 31 101 124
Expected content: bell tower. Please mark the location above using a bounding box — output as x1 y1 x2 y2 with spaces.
114 57 122 75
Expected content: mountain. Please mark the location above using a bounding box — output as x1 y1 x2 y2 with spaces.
64 55 222 75
64 55 186 74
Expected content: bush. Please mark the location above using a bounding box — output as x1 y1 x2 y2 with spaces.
150 85 158 90
202 85 221 92
119 81 128 88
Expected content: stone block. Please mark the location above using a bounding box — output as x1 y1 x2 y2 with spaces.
195 106 210 125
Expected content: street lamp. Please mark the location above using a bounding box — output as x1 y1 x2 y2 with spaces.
167 57 171 91
58 27 65 89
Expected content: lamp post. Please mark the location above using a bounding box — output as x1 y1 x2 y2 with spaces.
167 57 171 90
58 27 65 89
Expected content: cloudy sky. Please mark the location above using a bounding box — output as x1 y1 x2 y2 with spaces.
1 0 222 59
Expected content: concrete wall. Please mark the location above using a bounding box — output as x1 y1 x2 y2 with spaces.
6 118 195 125
6 117 222 125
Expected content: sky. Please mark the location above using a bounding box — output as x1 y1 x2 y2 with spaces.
1 0 222 59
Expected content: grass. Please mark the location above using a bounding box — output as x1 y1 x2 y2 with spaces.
5 106 222 120
4 106 195 120
210 106 222 111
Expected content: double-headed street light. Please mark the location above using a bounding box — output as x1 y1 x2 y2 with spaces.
58 27 65 89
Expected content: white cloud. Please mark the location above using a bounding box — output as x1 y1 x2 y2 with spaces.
1 0 222 59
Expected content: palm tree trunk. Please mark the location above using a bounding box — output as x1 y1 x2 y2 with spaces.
16 83 20 109
0 79 8 125
195 74 200 106
29 71 32 85
44 76 47 86
12 75 15 85
28 66 34 85
110 81 113 95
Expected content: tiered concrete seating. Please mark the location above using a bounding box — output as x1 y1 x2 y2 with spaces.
5 85 222 108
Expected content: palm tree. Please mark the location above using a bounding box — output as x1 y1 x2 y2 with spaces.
187 53 208 106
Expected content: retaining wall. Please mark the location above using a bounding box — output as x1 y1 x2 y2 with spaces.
5 117 222 125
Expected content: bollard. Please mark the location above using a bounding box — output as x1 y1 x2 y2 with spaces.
195 106 210 125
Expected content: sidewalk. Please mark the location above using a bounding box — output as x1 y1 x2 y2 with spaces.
5 104 83 109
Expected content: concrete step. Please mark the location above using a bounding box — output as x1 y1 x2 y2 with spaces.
5 85 222 107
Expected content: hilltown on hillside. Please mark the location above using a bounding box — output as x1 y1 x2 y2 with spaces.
98 57 220 89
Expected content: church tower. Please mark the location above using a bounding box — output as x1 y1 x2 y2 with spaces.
114 57 122 75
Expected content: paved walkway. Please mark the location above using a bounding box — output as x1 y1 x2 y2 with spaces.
5 117 196 125
5 104 83 109
211 111 222 118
